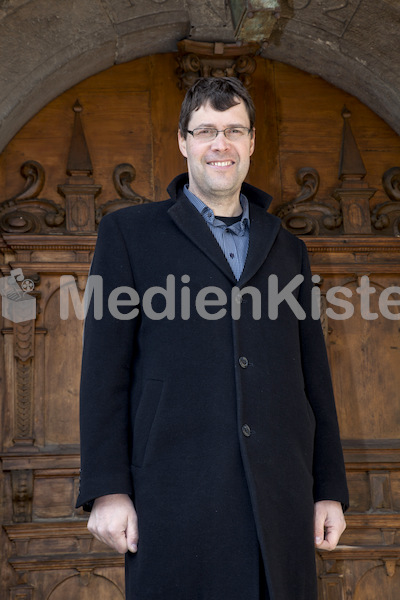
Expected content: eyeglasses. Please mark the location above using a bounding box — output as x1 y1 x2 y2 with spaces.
186 127 252 142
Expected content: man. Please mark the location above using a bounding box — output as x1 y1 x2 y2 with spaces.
77 77 348 599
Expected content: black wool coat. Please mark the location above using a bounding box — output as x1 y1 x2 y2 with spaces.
77 173 349 600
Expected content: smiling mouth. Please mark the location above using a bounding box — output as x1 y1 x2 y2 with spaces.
207 160 234 167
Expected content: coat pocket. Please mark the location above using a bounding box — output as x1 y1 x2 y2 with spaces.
132 379 164 468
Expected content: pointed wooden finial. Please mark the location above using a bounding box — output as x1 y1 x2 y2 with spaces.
66 100 93 176
73 99 82 113
338 105 366 182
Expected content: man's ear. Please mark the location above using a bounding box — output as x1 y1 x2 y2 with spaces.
249 127 255 157
178 130 188 158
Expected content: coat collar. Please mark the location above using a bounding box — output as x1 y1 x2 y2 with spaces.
167 173 281 287
167 173 273 210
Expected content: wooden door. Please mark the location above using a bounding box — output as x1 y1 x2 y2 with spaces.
1 51 400 599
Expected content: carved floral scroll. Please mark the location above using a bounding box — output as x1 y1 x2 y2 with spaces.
0 161 65 234
96 163 152 223
371 167 400 237
275 167 342 235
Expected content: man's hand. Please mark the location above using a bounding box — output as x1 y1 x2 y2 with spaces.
87 493 138 554
314 500 346 550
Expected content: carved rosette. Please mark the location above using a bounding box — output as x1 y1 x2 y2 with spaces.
371 167 400 236
275 168 342 235
96 163 153 223
176 40 257 90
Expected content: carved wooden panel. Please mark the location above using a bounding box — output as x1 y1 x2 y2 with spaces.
325 276 400 439
44 289 82 446
1 52 400 599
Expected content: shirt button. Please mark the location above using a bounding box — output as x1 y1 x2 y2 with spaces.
239 356 249 368
230 253 235 258
242 424 251 437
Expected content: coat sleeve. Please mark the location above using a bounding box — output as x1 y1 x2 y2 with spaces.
76 212 139 510
298 240 349 510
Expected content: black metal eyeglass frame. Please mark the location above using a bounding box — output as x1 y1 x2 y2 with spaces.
186 127 252 140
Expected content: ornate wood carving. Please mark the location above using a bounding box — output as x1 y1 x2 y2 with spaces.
12 318 37 451
275 167 342 235
176 39 257 90
65 100 93 177
338 106 367 181
274 107 390 236
57 101 101 233
0 161 65 234
11 470 33 523
317 552 400 599
385 560 397 578
371 167 400 236
13 319 35 362
1 274 41 454
96 164 152 223
333 106 375 234
0 101 104 236
14 359 34 442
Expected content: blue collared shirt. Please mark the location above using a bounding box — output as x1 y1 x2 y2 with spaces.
184 185 250 281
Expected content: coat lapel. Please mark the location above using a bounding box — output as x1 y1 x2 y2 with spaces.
238 203 281 288
168 195 237 284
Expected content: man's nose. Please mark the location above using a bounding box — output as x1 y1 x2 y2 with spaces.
210 130 230 150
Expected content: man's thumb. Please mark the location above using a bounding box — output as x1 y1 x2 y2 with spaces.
314 513 325 546
126 515 138 553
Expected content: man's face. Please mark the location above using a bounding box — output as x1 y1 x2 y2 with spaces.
178 99 255 204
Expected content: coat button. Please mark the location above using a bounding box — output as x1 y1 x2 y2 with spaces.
242 424 251 437
239 356 249 368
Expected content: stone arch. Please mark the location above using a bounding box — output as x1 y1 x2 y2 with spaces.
0 0 400 153
0 0 190 151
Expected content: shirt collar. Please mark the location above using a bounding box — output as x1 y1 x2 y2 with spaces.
183 185 250 234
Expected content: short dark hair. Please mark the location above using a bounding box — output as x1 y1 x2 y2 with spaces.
179 77 255 138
